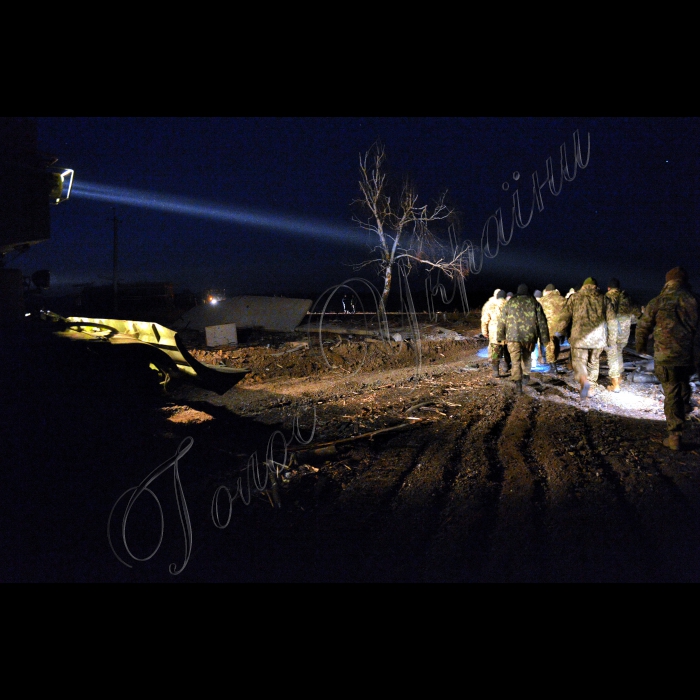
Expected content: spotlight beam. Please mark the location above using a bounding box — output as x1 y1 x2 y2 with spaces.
72 181 368 246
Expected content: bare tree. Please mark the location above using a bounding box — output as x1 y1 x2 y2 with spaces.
351 141 469 306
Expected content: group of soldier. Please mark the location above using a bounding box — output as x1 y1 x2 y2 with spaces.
480 266 700 451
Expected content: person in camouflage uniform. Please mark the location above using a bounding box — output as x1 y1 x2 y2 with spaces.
539 283 568 374
481 289 511 378
603 277 641 393
562 276 617 399
496 283 550 394
635 266 700 450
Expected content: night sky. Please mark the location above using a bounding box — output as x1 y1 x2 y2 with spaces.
20 116 700 309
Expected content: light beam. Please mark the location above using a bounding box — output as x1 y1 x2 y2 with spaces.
72 181 368 246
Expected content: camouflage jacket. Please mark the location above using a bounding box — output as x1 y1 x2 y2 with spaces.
481 296 507 341
635 280 700 367
605 287 640 346
538 289 568 335
563 283 617 349
496 294 550 345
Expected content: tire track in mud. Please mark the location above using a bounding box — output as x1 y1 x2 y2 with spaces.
530 402 653 582
477 392 548 582
358 417 476 582
305 428 435 582
422 385 516 582
184 340 700 582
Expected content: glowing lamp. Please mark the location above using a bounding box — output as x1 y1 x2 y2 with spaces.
48 168 74 204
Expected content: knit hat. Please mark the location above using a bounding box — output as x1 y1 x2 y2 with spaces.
506 292 514 299
583 277 596 286
516 283 529 296
496 290 506 299
533 289 542 298
666 266 688 283
544 283 555 292
608 277 620 289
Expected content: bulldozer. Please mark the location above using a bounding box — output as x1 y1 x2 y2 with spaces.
0 117 248 395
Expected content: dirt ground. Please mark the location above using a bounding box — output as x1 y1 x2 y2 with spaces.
3 310 700 582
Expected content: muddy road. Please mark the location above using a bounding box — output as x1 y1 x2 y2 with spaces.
3 313 700 582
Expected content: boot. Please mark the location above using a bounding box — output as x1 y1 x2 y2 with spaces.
663 433 681 450
549 360 558 375
580 379 591 399
492 361 500 378
608 376 621 393
522 374 530 385
514 380 523 394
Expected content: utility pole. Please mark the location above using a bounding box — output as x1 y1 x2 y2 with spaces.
111 207 121 315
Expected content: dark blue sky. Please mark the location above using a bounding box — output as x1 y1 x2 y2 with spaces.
20 116 700 308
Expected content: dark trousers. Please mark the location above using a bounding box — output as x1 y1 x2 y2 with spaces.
490 343 511 367
654 365 692 434
546 335 562 364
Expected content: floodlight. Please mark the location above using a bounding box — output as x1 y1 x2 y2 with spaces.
48 168 74 204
